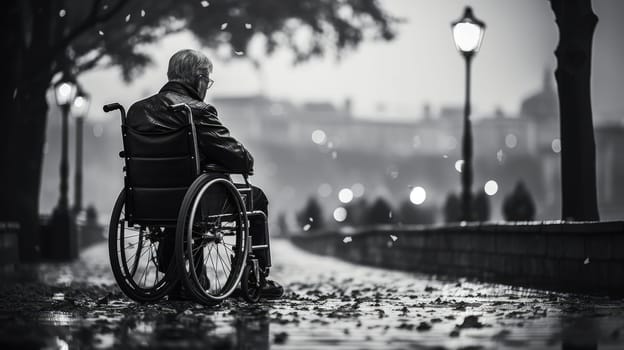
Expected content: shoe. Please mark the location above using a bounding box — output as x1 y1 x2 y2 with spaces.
167 284 193 301
259 279 284 299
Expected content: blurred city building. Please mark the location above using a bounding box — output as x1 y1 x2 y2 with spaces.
39 71 624 229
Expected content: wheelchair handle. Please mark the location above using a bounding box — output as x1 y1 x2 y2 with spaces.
170 103 201 175
169 103 193 121
103 103 126 124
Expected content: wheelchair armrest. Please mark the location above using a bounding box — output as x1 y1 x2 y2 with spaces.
202 164 253 177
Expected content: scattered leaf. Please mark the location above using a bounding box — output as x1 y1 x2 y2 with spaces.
274 332 288 344
417 321 431 331
457 315 484 329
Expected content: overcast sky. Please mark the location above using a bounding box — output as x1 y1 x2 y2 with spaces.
81 0 624 122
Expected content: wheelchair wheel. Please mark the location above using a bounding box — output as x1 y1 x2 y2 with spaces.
241 262 265 303
108 190 177 302
175 175 249 305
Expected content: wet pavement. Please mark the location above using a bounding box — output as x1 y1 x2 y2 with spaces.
1 238 624 349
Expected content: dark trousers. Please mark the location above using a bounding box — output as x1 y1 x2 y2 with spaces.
157 185 269 272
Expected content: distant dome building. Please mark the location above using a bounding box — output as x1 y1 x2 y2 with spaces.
520 69 559 124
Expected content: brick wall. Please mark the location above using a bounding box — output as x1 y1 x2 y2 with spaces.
290 221 624 296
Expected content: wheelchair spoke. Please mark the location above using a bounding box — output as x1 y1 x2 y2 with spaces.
137 257 149 287
125 241 139 248
192 243 204 253
222 244 234 257
210 247 221 291
149 244 160 286
153 253 160 285
125 238 146 270
119 233 141 238
202 245 213 277
141 244 157 288
150 243 160 286
133 242 152 283
219 198 229 221
141 246 153 287
216 246 231 275
195 243 210 273
133 250 147 283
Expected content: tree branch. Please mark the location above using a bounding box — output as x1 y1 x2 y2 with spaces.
75 49 107 74
50 0 129 62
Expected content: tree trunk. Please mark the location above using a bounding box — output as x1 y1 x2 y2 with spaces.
550 0 600 221
0 1 54 261
0 81 50 262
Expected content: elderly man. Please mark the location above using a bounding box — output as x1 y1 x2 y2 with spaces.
127 49 283 299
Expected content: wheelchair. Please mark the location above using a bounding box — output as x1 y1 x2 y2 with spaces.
103 102 271 305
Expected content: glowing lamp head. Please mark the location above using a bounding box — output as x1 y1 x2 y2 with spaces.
71 92 90 118
451 7 486 56
54 79 77 107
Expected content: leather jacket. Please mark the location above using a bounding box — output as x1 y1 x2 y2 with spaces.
127 81 254 174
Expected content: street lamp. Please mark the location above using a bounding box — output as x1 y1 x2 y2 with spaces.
53 76 77 215
50 74 77 260
451 6 485 221
71 87 90 214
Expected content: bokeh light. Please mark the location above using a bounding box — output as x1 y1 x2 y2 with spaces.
333 207 347 222
409 186 426 205
484 180 498 196
338 188 354 203
505 133 517 149
311 129 327 145
351 183 365 198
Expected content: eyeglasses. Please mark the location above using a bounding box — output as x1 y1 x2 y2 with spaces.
199 74 214 90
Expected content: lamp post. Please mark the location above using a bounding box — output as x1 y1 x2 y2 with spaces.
451 6 485 221
53 76 77 216
51 74 77 260
71 88 90 215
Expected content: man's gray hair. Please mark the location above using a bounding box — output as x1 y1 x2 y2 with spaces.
167 49 213 84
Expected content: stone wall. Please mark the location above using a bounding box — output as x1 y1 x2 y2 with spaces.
0 221 20 273
290 221 624 296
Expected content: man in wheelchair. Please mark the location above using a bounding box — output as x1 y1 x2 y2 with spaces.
126 49 283 300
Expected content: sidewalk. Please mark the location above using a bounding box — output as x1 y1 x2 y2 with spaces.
1 239 624 349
